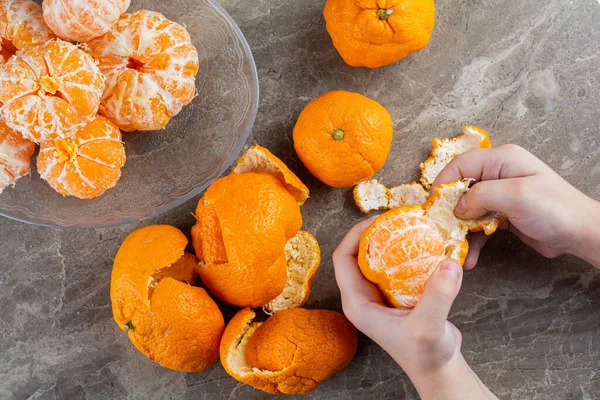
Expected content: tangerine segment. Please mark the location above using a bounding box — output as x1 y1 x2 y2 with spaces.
0 0 56 61
358 180 504 308
263 231 321 314
43 0 131 43
293 91 393 188
233 144 310 206
220 308 358 394
112 225 224 372
0 39 105 142
86 10 199 132
420 125 493 188
37 115 125 199
0 120 35 192
193 172 302 308
324 0 435 68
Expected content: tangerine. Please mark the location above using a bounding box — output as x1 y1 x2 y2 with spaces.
0 39 105 143
0 119 35 192
86 10 199 132
43 0 131 43
37 115 125 199
293 90 393 188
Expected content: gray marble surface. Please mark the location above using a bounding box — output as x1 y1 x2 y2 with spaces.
2 0 600 399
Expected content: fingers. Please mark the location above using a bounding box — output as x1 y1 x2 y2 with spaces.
464 232 489 270
333 217 383 307
412 259 463 334
432 144 544 188
453 178 529 219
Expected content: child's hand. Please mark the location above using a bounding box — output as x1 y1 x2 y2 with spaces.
434 144 600 269
333 220 496 400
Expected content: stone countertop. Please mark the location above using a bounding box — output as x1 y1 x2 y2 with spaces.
1 0 600 399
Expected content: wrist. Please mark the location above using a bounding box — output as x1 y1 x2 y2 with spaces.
406 352 495 400
570 196 600 268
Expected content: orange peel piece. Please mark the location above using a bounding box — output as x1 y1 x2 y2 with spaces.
111 225 224 372
353 179 429 213
220 308 358 394
359 180 505 308
420 125 492 188
233 144 310 206
263 231 321 314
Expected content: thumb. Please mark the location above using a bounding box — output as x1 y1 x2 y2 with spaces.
412 259 463 333
454 178 524 220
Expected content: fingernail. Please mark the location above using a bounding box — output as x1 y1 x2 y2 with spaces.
439 260 461 283
454 196 467 216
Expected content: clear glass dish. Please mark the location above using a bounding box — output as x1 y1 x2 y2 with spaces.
0 0 259 229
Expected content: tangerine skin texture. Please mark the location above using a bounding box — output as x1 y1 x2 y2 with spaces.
221 308 358 394
111 225 225 372
86 10 199 132
0 39 105 143
43 0 131 43
192 172 302 308
293 90 393 188
324 0 435 68
37 116 126 199
0 0 56 63
0 120 35 191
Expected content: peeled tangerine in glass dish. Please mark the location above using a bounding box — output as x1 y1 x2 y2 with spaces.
0 0 259 228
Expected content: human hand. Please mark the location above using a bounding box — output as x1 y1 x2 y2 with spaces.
333 219 496 400
433 144 600 269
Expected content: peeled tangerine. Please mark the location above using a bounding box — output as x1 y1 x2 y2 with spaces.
359 180 506 308
0 120 35 192
86 10 199 132
37 116 126 199
0 39 105 143
192 145 320 311
43 0 131 43
0 0 56 64
111 225 225 372
220 308 358 394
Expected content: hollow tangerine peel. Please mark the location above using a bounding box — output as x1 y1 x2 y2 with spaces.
263 231 321 314
111 225 224 372
37 115 126 199
0 119 35 192
353 179 429 214
233 144 310 206
192 172 303 308
358 180 505 308
0 0 56 63
220 308 358 394
293 90 393 188
43 0 131 43
420 125 493 189
86 10 199 132
0 39 105 143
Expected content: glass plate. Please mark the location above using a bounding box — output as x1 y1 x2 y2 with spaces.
0 0 259 228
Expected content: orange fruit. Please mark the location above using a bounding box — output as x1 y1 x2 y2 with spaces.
0 0 56 63
191 172 303 308
323 0 435 68
37 115 126 199
43 0 131 43
111 225 225 372
358 180 505 308
0 39 105 143
354 179 428 213
86 10 199 132
220 308 358 394
0 119 35 192
420 125 492 188
293 90 393 188
233 144 310 206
